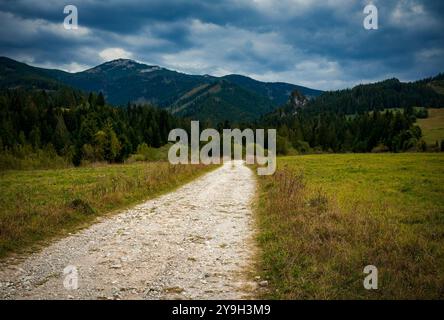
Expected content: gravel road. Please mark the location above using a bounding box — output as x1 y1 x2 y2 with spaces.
0 160 259 300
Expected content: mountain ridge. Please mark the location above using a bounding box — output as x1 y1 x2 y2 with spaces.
0 56 322 122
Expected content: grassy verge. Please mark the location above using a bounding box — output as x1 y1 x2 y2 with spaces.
417 108 444 145
0 162 216 258
255 153 444 299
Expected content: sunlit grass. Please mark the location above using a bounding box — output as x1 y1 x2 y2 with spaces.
417 108 444 145
256 153 444 299
0 162 215 258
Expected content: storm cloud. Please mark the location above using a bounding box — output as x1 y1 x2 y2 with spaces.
0 0 443 90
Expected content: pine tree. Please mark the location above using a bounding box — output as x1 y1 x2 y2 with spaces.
88 92 95 107
96 92 105 107
102 122 121 162
52 115 71 152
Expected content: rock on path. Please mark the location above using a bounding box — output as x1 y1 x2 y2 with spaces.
0 160 258 300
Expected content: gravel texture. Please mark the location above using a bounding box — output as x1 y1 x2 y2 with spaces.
0 160 258 300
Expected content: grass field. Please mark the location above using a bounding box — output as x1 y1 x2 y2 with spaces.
417 108 444 145
0 162 214 258
256 153 444 299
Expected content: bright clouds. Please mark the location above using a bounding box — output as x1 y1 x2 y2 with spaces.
99 48 133 61
0 0 443 90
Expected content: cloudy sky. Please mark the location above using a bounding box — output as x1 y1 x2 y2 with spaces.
0 0 443 90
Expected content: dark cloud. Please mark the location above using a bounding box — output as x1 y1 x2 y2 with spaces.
0 0 443 89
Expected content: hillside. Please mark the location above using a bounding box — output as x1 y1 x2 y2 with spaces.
48 59 208 108
417 108 444 144
420 73 444 95
221 74 322 105
306 77 444 114
262 75 444 131
0 56 65 90
0 57 321 123
169 80 274 123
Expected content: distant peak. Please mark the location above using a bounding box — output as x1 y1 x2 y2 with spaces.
103 58 137 66
107 58 135 63
98 59 161 70
85 58 148 73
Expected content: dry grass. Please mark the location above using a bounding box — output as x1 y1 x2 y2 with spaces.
256 154 444 299
417 108 444 144
0 162 215 258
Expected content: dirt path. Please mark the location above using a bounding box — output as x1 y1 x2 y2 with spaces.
0 161 258 300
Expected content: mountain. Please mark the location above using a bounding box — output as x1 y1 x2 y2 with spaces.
0 56 65 90
305 77 444 115
417 73 444 95
221 74 321 104
0 57 322 123
169 79 275 123
47 59 209 108
261 75 444 129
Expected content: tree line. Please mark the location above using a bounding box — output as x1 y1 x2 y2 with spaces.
0 88 187 167
1 80 442 169
261 106 425 153
306 77 444 114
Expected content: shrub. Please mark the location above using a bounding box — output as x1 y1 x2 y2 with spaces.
0 144 71 171
371 143 390 153
68 198 95 215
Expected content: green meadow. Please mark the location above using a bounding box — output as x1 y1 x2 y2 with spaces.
417 108 444 145
0 162 214 258
256 153 444 299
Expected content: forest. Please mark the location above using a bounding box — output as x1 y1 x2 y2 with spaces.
0 88 185 169
305 75 444 114
262 103 427 154
0 78 442 170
